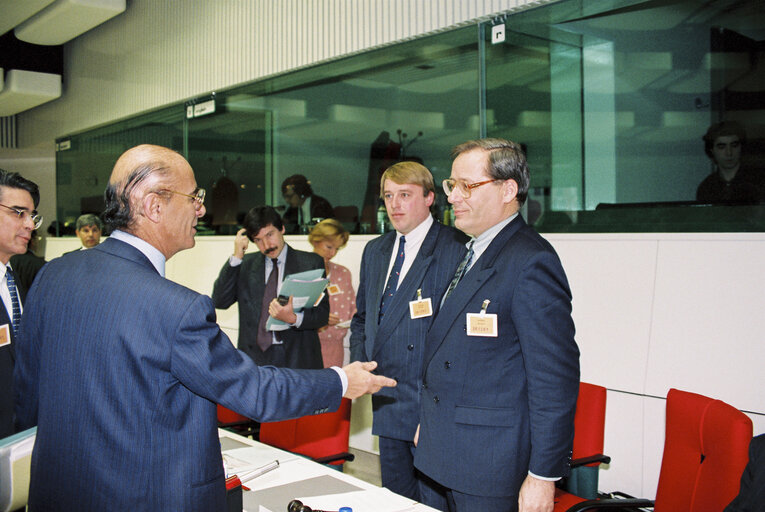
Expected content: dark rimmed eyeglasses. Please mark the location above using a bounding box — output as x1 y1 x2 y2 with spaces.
0 203 43 229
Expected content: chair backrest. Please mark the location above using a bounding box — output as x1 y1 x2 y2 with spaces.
260 398 352 465
654 388 753 512
572 382 607 463
0 427 36 512
217 405 250 424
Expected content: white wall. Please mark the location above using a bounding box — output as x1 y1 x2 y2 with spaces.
44 231 765 498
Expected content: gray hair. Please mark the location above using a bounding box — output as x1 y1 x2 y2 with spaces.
76 213 103 231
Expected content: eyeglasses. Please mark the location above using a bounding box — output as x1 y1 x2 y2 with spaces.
442 178 499 199
0 203 43 229
158 188 206 209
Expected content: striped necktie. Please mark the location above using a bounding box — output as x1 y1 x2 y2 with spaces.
5 265 21 338
379 235 406 323
443 240 474 302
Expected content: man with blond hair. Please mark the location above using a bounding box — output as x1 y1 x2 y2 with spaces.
351 160 467 500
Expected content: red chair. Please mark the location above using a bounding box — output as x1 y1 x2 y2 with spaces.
554 382 611 511
217 405 259 439
566 388 753 512
259 398 354 467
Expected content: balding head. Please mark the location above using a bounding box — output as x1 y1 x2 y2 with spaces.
102 144 204 259
102 145 184 232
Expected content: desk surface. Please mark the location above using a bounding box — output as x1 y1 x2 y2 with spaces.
219 429 438 512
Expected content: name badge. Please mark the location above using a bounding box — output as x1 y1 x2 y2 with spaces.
409 288 433 319
327 284 341 296
0 324 10 347
466 299 497 337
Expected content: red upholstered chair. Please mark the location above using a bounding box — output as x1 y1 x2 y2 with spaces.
553 382 611 511
217 405 259 439
259 398 354 468
566 388 753 512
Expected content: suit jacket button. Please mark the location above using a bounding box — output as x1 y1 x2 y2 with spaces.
433 396 439 403
444 361 451 369
407 344 414 350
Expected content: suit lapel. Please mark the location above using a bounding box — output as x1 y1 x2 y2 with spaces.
373 223 440 356
369 233 396 327
249 253 267 316
424 217 525 365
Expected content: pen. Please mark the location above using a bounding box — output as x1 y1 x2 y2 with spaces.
238 459 279 483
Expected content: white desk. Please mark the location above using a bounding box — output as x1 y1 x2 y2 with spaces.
219 429 438 512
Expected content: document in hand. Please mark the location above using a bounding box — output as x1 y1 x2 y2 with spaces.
266 268 329 331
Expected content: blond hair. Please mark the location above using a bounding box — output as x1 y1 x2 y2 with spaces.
379 160 435 198
308 218 349 249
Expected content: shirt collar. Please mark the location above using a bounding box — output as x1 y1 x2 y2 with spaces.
396 214 433 245
468 212 519 266
109 230 166 277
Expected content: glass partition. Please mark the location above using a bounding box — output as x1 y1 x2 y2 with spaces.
56 0 765 234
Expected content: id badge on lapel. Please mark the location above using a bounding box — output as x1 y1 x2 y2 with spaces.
0 324 10 346
409 288 433 319
466 299 497 337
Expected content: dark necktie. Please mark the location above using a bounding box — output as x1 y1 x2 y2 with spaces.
443 240 475 302
256 258 279 352
378 235 406 323
5 265 21 339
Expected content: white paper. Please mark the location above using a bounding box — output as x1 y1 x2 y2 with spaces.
298 488 417 512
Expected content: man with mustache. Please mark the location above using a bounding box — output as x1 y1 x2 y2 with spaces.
213 205 328 368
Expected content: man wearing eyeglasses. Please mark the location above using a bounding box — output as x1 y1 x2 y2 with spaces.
0 169 41 440
349 160 467 501
14 144 395 511
413 139 580 512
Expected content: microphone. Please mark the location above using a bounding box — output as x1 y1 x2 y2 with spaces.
287 499 341 512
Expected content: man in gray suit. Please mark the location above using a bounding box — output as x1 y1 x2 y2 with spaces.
14 144 395 511
350 161 467 501
212 206 328 369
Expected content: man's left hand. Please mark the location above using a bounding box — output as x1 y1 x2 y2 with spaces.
518 475 554 512
269 296 297 324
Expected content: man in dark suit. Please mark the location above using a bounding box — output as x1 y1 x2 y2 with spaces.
0 169 42 439
212 206 328 369
414 138 580 512
350 160 467 501
725 433 765 512
13 144 395 511
281 174 334 233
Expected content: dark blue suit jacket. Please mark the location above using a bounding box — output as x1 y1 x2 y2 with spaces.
725 434 765 512
0 274 26 438
350 220 467 440
13 237 342 511
414 215 580 497
212 245 328 369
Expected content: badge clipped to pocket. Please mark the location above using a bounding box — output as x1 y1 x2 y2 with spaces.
409 288 433 319
466 299 497 337
0 324 10 347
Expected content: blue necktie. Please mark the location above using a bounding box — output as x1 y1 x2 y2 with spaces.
443 240 474 303
379 235 406 322
6 265 21 338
